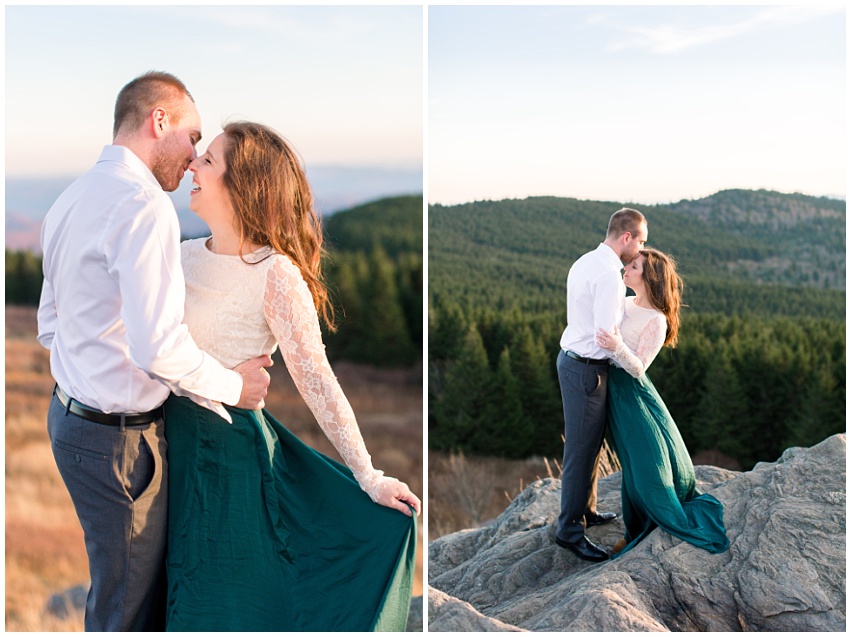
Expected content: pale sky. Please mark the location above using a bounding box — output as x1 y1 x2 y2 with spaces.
5 5 423 178
429 4 846 205
4 4 846 207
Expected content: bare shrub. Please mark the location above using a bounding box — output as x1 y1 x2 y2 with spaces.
430 450 497 528
428 438 622 541
598 438 621 476
428 450 552 539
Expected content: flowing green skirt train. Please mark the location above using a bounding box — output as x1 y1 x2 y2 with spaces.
607 366 729 557
163 395 417 631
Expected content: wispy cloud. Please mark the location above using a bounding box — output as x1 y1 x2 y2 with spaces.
131 5 383 43
594 6 843 55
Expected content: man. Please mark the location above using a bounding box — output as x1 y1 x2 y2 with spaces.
37 71 272 631
554 207 648 562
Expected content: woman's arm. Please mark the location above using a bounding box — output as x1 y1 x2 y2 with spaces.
263 254 420 516
596 314 666 378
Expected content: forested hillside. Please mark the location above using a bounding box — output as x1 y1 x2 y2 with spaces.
5 195 423 368
428 190 845 469
668 189 845 289
324 194 422 257
428 193 845 318
322 195 423 366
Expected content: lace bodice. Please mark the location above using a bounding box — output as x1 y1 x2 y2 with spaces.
180 237 388 501
610 297 668 378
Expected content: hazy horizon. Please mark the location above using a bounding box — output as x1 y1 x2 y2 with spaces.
5 166 423 252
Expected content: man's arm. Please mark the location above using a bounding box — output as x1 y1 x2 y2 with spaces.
37 220 58 349
591 270 623 335
36 276 57 350
103 188 254 406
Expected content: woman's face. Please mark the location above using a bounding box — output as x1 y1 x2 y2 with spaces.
188 133 233 223
622 253 646 292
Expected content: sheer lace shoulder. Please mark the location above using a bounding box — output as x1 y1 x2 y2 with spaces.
263 254 400 502
611 309 667 378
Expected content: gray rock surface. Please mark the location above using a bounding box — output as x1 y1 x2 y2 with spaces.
428 587 527 632
407 596 423 631
428 434 846 632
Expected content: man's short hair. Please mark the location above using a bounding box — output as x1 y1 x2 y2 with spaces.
606 207 646 239
113 71 194 138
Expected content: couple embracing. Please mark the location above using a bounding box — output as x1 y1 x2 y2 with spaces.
555 208 730 562
38 71 420 632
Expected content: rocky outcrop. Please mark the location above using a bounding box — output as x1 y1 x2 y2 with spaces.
46 584 87 620
407 596 423 631
428 434 846 632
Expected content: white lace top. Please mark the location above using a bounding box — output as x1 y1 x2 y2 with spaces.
181 237 388 501
610 297 668 378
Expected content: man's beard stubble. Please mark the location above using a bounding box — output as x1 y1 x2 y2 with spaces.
151 135 186 192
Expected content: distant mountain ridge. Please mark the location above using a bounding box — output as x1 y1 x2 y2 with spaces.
667 189 845 289
5 166 423 252
669 188 845 230
428 189 845 319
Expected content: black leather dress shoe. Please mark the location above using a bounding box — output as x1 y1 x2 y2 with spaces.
555 535 609 562
585 511 618 527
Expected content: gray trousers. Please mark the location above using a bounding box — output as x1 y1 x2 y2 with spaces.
555 350 608 544
47 392 168 631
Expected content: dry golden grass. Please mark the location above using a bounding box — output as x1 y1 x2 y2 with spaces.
427 450 552 540
427 440 621 541
5 307 87 631
5 306 423 631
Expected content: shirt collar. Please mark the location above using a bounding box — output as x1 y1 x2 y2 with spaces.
96 145 162 190
596 242 624 271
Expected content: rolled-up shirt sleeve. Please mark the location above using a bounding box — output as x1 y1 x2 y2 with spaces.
102 188 242 407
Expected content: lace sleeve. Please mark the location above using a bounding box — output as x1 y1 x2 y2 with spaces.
611 314 666 378
263 255 391 501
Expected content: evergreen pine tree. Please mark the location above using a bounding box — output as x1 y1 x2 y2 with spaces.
360 247 416 366
326 252 369 360
469 347 529 458
396 252 423 353
432 324 494 453
510 326 563 457
690 346 750 464
429 300 468 362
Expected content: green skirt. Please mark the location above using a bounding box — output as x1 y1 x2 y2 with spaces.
163 395 417 631
607 366 729 557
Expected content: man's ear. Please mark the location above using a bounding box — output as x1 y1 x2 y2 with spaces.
151 107 169 139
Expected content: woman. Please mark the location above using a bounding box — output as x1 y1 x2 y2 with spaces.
164 121 420 631
596 248 728 557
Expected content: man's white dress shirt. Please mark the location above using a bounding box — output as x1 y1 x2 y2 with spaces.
559 243 626 359
37 145 242 417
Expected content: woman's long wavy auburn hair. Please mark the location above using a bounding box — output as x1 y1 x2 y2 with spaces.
221 121 334 330
639 247 684 348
